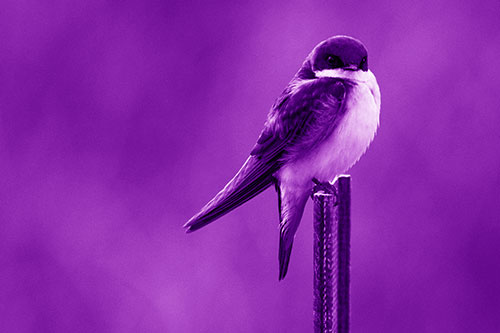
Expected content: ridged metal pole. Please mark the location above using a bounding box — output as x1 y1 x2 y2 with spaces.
313 175 351 333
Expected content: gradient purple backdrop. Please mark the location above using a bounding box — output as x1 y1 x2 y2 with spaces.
1 1 500 332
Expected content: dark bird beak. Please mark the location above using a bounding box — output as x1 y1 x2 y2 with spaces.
343 64 358 71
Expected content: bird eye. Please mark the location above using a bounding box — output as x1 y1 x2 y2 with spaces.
359 56 367 70
326 55 343 68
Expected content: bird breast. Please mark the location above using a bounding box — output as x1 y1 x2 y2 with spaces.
279 70 380 185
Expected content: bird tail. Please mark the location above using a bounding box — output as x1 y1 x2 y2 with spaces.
184 156 277 233
277 183 309 280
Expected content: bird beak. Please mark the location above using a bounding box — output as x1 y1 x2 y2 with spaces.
343 64 358 71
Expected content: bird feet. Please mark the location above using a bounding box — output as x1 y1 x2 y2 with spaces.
311 178 338 205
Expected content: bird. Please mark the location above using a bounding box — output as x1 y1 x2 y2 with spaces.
184 35 381 280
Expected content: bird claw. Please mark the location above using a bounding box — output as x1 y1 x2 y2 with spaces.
311 178 338 205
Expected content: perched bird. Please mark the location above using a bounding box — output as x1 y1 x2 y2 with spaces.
184 35 381 280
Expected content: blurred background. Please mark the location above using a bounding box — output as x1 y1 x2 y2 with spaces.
1 0 499 332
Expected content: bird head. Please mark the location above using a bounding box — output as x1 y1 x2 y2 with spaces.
295 36 369 80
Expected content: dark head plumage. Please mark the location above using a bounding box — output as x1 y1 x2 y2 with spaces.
296 35 368 80
311 35 368 72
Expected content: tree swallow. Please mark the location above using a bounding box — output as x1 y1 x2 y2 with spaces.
184 35 381 280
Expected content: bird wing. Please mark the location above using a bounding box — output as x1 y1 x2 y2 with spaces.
184 78 349 234
184 155 280 232
250 78 349 162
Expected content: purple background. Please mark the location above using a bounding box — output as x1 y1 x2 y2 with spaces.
1 1 499 332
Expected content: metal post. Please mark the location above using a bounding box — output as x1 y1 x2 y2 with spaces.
313 175 351 333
